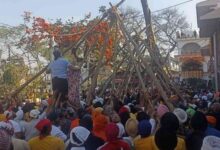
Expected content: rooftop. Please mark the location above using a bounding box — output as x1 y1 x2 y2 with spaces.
200 7 220 20
196 0 220 7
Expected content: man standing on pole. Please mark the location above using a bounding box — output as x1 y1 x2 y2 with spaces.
47 46 69 104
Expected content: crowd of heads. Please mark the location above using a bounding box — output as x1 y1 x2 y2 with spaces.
0 87 220 150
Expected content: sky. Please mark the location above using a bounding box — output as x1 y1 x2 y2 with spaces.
0 0 204 29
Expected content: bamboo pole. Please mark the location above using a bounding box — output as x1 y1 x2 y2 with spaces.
156 71 171 94
110 6 154 110
137 45 174 109
11 66 49 97
140 0 170 88
100 44 124 94
140 57 174 110
140 0 184 102
112 6 173 110
123 64 134 97
86 34 109 105
99 56 127 96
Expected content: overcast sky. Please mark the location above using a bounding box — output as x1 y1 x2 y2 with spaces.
0 0 204 28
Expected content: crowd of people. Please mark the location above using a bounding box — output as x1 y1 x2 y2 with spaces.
0 87 220 150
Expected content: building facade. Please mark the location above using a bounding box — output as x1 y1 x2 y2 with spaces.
175 34 212 82
197 0 220 91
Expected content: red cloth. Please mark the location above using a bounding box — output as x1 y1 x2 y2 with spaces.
92 108 102 119
70 118 79 129
99 140 130 150
98 123 130 150
105 123 119 142
93 114 108 141
206 116 217 127
119 107 129 115
35 119 52 132
47 98 53 105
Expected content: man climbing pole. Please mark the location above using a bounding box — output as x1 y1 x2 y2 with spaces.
47 46 70 105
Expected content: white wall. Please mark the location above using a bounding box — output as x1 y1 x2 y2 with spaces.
177 38 210 51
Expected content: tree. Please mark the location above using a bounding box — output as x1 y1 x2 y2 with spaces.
121 7 145 35
152 8 189 57
0 23 50 98
121 7 189 57
0 56 28 96
0 25 25 60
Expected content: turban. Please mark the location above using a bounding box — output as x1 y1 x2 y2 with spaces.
70 126 90 147
125 118 138 138
0 121 14 136
30 109 40 119
206 116 217 127
157 104 169 118
186 107 196 118
4 111 13 119
119 106 129 115
0 114 6 122
138 120 152 137
0 121 14 150
201 136 220 150
35 119 52 132
117 122 125 138
105 123 119 142
173 108 187 124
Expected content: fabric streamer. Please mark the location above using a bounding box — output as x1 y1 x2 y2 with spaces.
67 64 81 110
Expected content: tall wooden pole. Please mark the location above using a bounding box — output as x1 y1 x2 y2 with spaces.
140 0 184 103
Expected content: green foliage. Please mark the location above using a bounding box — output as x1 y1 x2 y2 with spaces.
3 68 14 85
1 57 28 85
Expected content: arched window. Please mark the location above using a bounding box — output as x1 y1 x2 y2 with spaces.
182 43 201 54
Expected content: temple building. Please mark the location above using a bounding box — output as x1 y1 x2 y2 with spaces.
175 32 212 83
